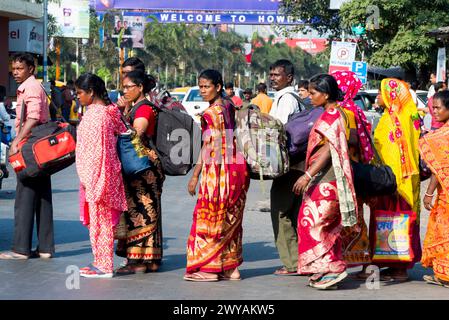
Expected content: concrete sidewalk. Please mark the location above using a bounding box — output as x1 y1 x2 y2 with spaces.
0 165 448 300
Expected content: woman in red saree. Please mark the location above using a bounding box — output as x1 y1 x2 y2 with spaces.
332 70 372 267
293 74 358 289
184 69 250 282
75 73 127 278
419 90 449 287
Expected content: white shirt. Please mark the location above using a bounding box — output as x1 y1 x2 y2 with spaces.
269 86 299 125
427 85 435 99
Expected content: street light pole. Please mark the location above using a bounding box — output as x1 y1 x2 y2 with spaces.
43 0 48 84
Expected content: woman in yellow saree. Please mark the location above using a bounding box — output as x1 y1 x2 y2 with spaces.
419 90 449 287
369 78 422 281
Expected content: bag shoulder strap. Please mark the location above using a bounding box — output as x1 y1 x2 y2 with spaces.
19 100 26 134
40 84 68 122
128 98 158 124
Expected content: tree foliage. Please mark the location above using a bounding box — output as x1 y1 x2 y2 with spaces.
282 0 449 79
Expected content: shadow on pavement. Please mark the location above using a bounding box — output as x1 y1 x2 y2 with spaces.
243 241 278 262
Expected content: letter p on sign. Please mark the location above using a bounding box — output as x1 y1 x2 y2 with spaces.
351 61 368 84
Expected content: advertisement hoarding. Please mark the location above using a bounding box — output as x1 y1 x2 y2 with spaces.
49 0 90 38
109 15 146 48
9 20 44 54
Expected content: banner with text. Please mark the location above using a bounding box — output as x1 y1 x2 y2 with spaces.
146 12 305 25
96 0 281 11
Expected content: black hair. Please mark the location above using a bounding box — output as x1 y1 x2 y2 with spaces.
434 82 446 92
256 83 267 93
298 80 309 90
224 82 234 89
199 69 224 95
123 70 156 94
67 80 74 86
269 59 295 77
433 90 449 110
75 73 111 105
122 57 145 73
50 79 56 86
0 85 5 102
410 80 419 91
12 53 35 73
309 73 344 102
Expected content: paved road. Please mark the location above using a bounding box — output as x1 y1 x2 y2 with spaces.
0 164 448 300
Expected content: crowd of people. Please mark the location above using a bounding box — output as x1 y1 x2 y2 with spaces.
1 52 449 291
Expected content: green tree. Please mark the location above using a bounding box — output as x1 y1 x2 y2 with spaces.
282 0 449 82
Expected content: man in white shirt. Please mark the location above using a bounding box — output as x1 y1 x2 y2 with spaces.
268 59 303 276
269 61 300 124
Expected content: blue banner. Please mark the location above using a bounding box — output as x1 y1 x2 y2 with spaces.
96 0 281 12
142 12 304 25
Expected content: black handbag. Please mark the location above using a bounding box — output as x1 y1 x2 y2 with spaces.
350 117 397 197
116 112 152 178
351 160 397 197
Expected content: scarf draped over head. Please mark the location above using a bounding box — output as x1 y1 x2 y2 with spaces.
374 78 420 209
331 70 374 163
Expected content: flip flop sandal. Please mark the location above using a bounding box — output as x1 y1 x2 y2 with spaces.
274 267 298 276
218 273 241 281
183 272 219 282
311 271 348 290
423 275 449 288
115 264 147 275
0 251 29 260
80 264 113 278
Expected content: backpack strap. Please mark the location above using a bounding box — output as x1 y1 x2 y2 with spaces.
280 92 310 113
127 98 159 124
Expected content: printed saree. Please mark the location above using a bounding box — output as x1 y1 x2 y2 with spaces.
76 104 128 272
332 71 372 266
371 78 421 268
297 108 358 275
186 103 250 273
419 123 449 281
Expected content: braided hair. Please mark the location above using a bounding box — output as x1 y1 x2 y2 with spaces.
75 73 112 105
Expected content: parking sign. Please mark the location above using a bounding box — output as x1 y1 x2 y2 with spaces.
351 61 368 84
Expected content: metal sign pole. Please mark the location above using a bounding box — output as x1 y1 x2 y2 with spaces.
43 0 48 83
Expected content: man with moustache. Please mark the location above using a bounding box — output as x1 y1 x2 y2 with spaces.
268 59 302 276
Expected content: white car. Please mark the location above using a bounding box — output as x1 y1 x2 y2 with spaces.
182 86 244 123
181 86 209 123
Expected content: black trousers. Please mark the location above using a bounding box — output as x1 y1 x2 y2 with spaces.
13 175 54 255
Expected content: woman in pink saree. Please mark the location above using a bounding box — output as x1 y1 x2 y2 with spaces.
293 74 358 289
184 69 250 282
75 73 127 278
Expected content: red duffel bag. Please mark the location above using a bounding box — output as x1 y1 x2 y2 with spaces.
9 110 76 180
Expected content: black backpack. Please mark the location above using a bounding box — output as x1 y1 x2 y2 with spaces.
129 99 201 176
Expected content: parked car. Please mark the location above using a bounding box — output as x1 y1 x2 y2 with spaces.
181 86 209 123
182 86 244 123
168 92 186 102
354 89 429 133
353 89 383 134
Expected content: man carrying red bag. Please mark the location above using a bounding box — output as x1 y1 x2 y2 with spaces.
0 53 54 260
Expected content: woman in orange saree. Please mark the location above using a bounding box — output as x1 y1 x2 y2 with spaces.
293 74 358 290
184 69 250 282
419 90 449 287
